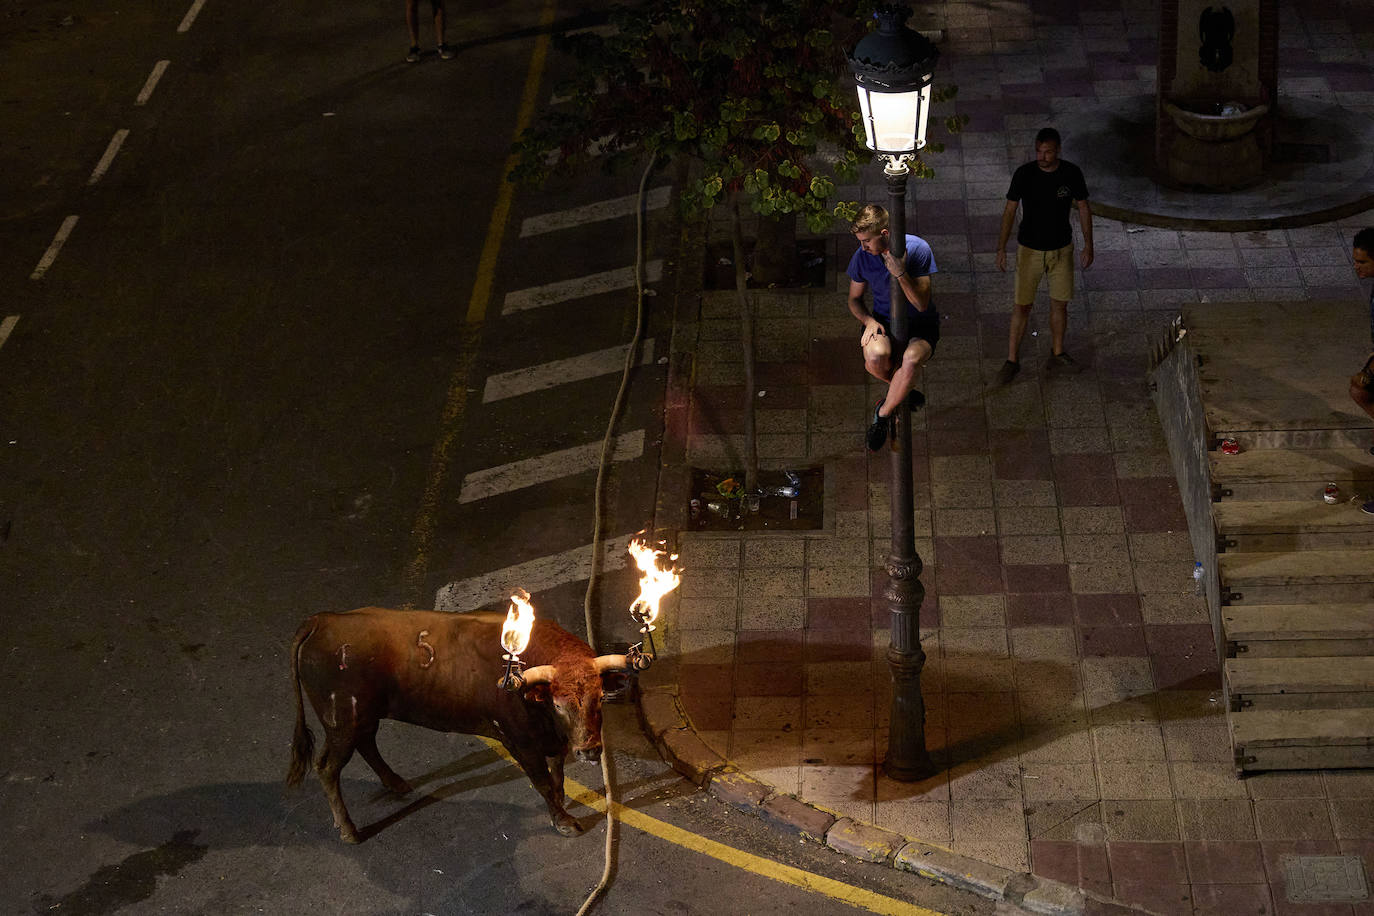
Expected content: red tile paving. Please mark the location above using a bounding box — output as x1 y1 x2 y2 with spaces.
659 5 1374 913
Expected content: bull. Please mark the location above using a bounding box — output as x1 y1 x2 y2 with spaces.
286 606 630 842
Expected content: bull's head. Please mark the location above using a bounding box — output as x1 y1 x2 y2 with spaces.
518 656 630 762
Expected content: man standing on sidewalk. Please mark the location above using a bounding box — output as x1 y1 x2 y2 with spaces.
1349 227 1374 514
993 127 1093 385
845 204 939 452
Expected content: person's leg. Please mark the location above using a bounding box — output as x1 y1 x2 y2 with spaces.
1044 244 1081 370
1008 303 1033 362
1049 298 1068 355
997 244 1041 385
878 339 934 417
406 0 420 46
432 0 447 49
862 333 894 382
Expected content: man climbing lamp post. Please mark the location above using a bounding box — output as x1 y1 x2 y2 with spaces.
848 3 939 781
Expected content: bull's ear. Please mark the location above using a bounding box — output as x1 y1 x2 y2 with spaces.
521 682 552 704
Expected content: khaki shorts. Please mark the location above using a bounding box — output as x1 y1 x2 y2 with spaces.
1014 243 1075 305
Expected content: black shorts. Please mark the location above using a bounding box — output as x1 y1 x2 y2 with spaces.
877 308 940 353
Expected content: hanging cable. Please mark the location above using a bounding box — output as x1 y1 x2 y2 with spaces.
575 148 660 916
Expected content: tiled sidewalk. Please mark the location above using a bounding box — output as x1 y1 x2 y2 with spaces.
648 2 1374 913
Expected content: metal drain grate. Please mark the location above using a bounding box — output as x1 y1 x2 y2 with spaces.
1282 855 1369 903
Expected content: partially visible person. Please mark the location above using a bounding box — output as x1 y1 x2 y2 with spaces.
993 126 1093 385
406 0 453 63
1350 227 1374 514
845 204 939 452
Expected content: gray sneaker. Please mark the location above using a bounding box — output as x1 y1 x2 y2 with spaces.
993 360 1020 386
405 45 421 63
1046 351 1083 374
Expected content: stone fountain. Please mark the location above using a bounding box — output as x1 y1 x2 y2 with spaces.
1156 0 1276 191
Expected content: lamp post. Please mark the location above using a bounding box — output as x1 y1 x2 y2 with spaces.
848 3 939 782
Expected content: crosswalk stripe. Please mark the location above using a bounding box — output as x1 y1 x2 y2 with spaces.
483 338 655 402
459 430 644 504
30 216 78 280
502 260 662 314
519 187 671 237
434 533 636 613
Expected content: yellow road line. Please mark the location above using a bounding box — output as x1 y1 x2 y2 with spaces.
403 0 558 606
480 740 945 916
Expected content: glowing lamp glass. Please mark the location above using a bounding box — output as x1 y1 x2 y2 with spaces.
856 81 932 154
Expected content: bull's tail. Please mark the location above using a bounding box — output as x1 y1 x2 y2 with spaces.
286 620 318 788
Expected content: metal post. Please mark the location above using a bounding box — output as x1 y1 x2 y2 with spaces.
882 156 935 782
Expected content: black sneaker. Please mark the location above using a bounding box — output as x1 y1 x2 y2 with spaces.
865 399 891 452
1046 351 1083 374
438 43 455 60
405 45 421 63
993 360 1020 386
908 389 926 411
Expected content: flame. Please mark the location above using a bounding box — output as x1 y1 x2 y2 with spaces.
501 588 535 656
628 537 680 627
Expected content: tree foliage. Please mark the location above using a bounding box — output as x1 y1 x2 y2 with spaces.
511 0 884 233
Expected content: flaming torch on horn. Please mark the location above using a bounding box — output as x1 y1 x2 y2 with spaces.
499 588 535 689
625 536 680 671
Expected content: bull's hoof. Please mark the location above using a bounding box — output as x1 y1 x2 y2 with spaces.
554 814 584 837
388 779 414 797
339 825 362 844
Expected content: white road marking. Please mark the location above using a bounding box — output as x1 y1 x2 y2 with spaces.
434 533 636 613
177 0 207 32
502 260 661 314
30 216 79 280
0 316 19 352
136 60 170 106
483 338 655 402
459 429 645 504
520 187 671 237
87 129 130 185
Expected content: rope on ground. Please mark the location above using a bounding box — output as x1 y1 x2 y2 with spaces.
575 148 659 916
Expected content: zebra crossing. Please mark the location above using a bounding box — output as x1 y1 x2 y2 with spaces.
432 174 672 615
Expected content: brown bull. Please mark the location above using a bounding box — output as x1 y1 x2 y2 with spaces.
286 607 629 842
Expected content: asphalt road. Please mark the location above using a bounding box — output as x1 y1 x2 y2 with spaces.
0 1 1021 913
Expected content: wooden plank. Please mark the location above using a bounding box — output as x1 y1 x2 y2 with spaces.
1216 499 1374 534
1223 604 1374 640
1219 548 1374 586
1225 656 1374 694
1210 447 1374 489
1230 707 1374 746
1237 745 1374 771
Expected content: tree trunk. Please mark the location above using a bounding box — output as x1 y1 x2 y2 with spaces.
751 212 797 287
730 196 759 493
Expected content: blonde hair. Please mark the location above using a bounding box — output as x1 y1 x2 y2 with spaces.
850 204 889 235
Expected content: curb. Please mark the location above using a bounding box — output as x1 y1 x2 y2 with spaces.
635 684 1099 916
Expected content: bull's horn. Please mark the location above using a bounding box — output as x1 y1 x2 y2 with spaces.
594 654 629 674
520 665 556 685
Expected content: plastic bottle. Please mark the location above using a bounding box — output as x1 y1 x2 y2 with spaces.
1193 561 1204 596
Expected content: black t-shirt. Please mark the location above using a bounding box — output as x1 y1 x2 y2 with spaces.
1007 160 1089 251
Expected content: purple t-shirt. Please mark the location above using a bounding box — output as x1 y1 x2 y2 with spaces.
845 234 937 322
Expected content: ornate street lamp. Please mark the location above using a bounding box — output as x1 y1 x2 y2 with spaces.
848 3 939 782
